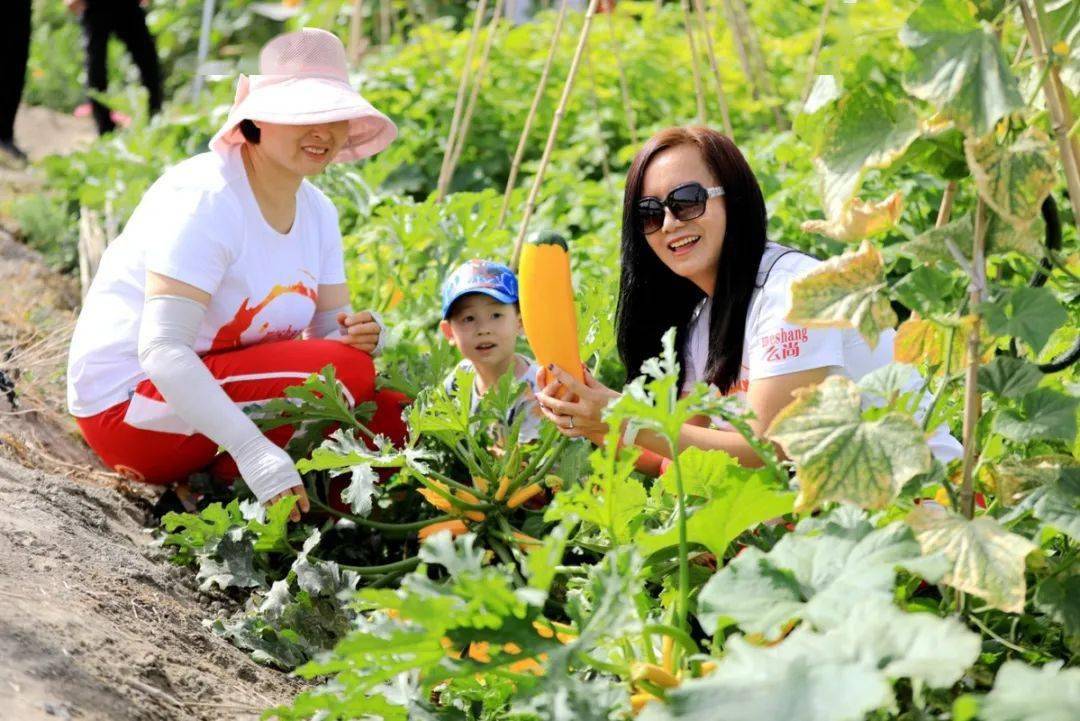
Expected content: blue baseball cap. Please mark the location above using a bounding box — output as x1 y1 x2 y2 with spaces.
441 259 519 319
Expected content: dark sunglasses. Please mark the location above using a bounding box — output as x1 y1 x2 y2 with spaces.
636 181 725 235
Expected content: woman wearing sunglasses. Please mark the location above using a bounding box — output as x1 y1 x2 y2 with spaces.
537 126 960 467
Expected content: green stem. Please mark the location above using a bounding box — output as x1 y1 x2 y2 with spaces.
642 623 700 657
327 555 422 576
670 441 691 634
306 493 451 536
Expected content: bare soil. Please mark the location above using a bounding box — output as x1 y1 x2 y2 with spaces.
0 107 305 721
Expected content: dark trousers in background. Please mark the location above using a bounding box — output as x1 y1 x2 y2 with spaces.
82 0 163 135
0 1 33 143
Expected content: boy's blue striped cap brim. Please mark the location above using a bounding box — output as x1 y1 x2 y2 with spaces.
441 260 519 318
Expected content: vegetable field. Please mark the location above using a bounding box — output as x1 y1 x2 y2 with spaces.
5 0 1080 720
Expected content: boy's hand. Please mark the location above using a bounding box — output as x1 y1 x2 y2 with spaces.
336 310 384 354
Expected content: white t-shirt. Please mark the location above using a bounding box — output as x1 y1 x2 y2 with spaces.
681 243 961 462
67 147 346 417
443 354 543 443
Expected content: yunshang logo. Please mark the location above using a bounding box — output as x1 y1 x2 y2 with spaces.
762 327 808 361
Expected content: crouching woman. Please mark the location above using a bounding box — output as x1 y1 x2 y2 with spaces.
67 29 407 519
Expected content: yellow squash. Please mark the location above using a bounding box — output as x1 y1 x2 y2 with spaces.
519 231 584 394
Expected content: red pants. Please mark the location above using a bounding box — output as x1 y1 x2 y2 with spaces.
75 339 408 485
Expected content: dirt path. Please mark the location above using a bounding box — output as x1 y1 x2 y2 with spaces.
0 107 306 720
0 460 305 721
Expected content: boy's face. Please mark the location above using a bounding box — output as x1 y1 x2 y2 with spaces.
440 294 521 369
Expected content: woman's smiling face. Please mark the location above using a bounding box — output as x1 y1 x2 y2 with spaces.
639 143 727 296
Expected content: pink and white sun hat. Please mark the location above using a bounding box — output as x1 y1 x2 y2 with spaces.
209 28 396 163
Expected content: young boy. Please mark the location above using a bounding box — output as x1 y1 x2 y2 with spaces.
439 260 543 442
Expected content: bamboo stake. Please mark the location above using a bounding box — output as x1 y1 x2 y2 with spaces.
436 0 489 202
799 0 833 106
720 0 757 99
681 0 707 125
936 180 957 227
1019 0 1080 226
348 0 368 65
446 0 506 185
379 0 392 45
606 5 639 145
511 0 602 271
498 0 571 229
584 41 615 192
692 0 734 136
727 0 787 130
958 198 988 520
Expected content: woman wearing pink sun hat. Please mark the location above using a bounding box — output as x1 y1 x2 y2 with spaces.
67 28 407 520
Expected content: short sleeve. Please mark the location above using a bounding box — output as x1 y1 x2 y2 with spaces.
142 186 242 295
315 191 346 286
746 272 844 381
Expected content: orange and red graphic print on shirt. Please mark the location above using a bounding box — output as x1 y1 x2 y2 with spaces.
210 280 318 352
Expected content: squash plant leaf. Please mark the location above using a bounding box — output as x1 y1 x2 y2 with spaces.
767 376 932 512
965 129 1057 227
801 191 904 243
646 601 978 721
981 286 1068 355
696 509 943 639
1005 464 1080 541
983 455 1076 507
544 442 648 545
196 527 265 591
811 86 920 218
900 0 1023 135
636 448 794 558
906 506 1037 613
991 388 1079 444
786 240 897 349
980 661 1080 721
977 356 1044 400
1035 575 1080 642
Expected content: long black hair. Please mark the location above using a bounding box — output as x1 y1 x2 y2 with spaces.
615 127 769 393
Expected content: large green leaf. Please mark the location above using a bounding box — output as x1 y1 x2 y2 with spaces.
644 601 978 721
977 356 1044 400
544 444 648 545
992 388 1079 444
1035 574 1080 641
196 527 265 591
982 286 1069 355
636 449 793 558
892 264 965 316
766 376 932 512
889 210 1046 266
900 0 1023 135
786 240 897 349
812 87 921 217
965 129 1057 226
696 510 942 638
906 506 1037 613
638 641 892 721
980 661 1080 721
1009 467 1080 541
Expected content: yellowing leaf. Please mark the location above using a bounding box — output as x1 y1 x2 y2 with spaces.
906 506 1037 613
965 129 1057 227
801 192 904 242
981 455 1077 508
894 313 989 371
786 240 897 349
767 376 932 512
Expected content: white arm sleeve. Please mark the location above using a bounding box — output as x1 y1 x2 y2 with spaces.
302 304 388 356
303 305 349 340
137 295 302 504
